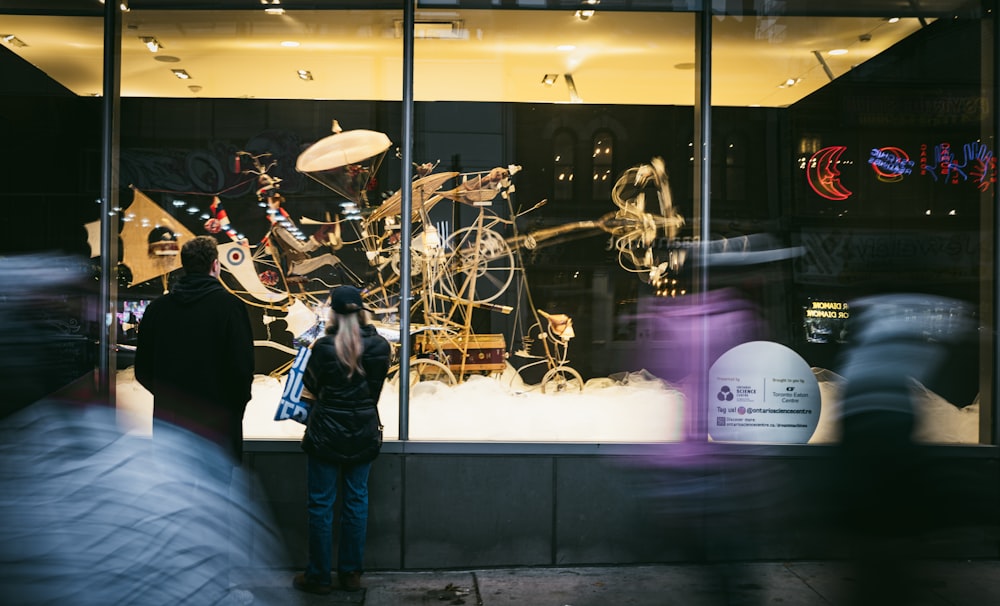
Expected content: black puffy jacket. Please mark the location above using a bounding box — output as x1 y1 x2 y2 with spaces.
301 323 391 464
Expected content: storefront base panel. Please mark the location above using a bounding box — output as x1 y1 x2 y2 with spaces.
245 443 1000 570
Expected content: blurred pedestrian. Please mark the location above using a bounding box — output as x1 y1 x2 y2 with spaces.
135 234 255 463
293 285 390 594
835 293 977 606
0 252 287 606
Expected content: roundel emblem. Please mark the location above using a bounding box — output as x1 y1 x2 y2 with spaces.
226 246 245 266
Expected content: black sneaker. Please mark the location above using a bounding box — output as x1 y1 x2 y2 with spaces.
293 573 333 595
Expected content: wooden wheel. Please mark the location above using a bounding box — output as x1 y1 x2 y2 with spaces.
438 226 515 304
389 358 457 388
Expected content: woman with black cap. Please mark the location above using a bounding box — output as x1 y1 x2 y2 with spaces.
293 285 391 595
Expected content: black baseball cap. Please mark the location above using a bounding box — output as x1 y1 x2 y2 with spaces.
330 285 371 314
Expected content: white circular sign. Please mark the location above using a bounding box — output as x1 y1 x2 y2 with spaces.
707 341 820 443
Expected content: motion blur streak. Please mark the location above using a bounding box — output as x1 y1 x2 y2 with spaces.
0 253 289 606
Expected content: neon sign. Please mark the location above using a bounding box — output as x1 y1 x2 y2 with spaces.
806 146 852 201
806 141 997 197
920 141 996 191
868 147 914 182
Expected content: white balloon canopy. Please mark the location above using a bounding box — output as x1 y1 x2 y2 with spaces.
296 129 392 206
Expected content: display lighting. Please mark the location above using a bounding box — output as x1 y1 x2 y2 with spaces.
541 74 559 85
575 10 595 20
297 69 313 81
139 36 161 52
171 69 191 79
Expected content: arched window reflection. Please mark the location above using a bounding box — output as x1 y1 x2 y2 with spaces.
553 130 575 201
592 130 614 200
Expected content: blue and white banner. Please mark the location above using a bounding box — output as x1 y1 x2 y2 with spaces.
274 347 312 424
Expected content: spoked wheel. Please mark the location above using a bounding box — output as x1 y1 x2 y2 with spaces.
439 227 516 304
541 366 584 394
389 358 457 388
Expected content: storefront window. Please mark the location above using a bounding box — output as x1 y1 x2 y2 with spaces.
2 1 992 446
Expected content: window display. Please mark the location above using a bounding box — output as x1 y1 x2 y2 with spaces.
2 2 992 446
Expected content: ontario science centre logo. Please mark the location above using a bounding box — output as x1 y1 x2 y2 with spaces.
717 385 734 401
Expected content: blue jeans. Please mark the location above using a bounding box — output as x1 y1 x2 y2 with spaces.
305 456 372 584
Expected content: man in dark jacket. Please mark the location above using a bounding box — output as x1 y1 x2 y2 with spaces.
136 235 255 463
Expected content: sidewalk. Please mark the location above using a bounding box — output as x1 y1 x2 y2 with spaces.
236 560 1000 605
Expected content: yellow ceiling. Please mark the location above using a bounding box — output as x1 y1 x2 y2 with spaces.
1 9 925 107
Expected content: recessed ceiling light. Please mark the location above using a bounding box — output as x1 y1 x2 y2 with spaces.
297 69 313 81
171 69 191 80
828 48 848 56
265 8 285 15
153 55 181 63
280 40 299 47
1 34 27 48
887 17 900 23
541 74 558 85
139 36 161 52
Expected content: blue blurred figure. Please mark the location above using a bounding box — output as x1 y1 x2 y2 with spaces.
835 293 978 606
0 253 289 605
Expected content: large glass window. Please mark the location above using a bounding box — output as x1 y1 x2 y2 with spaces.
2 1 992 446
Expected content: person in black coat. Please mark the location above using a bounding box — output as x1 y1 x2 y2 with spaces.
135 235 255 464
293 285 390 595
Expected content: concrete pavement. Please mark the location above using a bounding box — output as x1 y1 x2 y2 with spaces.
235 559 1000 605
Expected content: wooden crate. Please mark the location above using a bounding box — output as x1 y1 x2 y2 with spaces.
419 333 506 373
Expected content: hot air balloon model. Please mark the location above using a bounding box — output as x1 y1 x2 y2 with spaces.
295 120 393 209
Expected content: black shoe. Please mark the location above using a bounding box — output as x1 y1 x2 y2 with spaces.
338 570 362 592
293 573 333 595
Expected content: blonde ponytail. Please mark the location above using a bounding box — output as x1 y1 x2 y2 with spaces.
331 310 367 377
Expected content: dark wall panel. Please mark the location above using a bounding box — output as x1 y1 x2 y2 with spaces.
402 454 554 568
